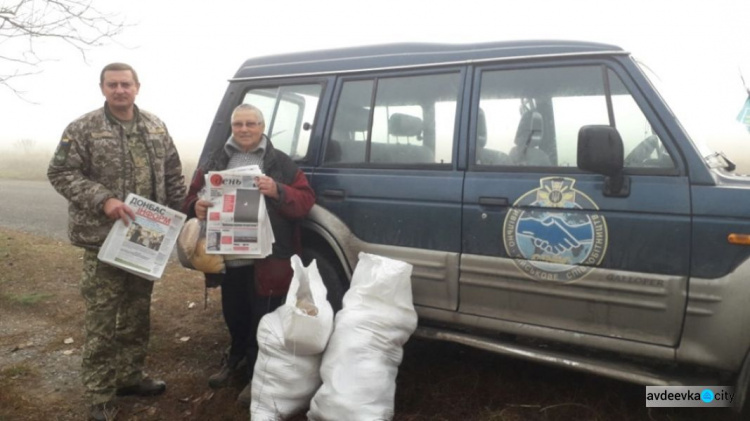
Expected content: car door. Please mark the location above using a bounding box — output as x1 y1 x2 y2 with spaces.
312 70 465 311
460 61 690 346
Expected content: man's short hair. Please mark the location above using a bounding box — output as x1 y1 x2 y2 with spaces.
100 63 140 85
232 103 265 124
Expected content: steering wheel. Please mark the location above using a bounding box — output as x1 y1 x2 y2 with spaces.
625 135 663 167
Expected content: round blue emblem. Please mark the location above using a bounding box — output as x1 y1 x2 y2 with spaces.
503 177 608 282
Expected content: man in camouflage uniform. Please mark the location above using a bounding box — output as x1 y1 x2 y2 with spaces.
47 63 186 421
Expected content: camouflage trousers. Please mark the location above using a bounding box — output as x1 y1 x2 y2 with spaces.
80 249 154 405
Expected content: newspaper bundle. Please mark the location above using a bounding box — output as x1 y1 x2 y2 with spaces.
98 193 186 281
204 165 274 258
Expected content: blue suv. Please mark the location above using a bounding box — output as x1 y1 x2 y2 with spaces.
196 41 750 415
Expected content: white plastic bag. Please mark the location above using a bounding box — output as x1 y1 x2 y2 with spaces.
308 252 417 421
281 255 334 355
250 255 334 420
250 312 323 420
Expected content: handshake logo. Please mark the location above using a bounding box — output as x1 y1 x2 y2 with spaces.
645 386 734 407
503 177 609 282
518 216 591 254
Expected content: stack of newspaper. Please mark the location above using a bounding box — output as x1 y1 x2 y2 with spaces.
98 193 186 281
203 165 275 258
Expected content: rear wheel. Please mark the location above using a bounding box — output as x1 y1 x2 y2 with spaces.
301 248 347 313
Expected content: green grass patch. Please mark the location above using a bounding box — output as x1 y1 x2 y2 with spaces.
4 292 55 305
0 363 36 379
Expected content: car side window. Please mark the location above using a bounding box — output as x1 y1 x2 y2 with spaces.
327 72 460 166
476 66 674 170
242 84 323 160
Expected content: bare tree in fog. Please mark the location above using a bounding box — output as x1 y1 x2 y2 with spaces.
0 0 127 97
14 138 36 153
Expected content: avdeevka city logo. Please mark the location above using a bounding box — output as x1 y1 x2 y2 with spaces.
503 177 608 282
701 389 715 403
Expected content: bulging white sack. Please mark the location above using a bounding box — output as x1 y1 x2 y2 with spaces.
251 255 334 420
308 252 418 421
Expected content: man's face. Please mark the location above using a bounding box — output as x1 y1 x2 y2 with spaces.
231 109 265 151
100 70 140 111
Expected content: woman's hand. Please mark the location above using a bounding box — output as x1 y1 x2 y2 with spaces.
194 199 213 220
255 175 279 200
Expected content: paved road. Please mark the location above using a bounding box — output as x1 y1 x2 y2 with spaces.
0 179 69 240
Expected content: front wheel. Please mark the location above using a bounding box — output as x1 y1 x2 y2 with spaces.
300 248 347 313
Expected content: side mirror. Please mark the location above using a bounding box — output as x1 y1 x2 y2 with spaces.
577 125 630 197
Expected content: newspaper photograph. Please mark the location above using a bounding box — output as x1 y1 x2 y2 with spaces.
98 193 186 281
204 166 274 258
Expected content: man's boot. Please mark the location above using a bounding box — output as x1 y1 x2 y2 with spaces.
208 354 244 389
237 382 252 406
115 377 166 397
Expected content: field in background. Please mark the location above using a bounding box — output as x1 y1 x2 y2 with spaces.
0 150 198 182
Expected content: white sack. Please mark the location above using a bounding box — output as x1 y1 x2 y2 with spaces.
281 255 334 355
251 255 334 420
308 252 418 421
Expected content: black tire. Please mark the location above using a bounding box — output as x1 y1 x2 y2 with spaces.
301 248 347 313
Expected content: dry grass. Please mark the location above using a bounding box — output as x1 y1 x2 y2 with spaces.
0 229 739 420
0 363 36 379
1 292 55 305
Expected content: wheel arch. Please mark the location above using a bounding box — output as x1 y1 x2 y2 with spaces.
299 205 359 281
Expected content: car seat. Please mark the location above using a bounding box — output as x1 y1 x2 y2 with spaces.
475 108 511 165
509 110 551 166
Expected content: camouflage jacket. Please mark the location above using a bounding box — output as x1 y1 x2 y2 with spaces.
48 103 186 248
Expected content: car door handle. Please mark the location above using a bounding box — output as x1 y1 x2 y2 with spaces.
479 197 509 207
322 189 346 200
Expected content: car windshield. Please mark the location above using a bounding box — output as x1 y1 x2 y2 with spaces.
634 58 750 173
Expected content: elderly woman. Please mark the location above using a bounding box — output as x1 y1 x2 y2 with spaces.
182 103 315 405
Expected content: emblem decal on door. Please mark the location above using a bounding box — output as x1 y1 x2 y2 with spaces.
503 177 608 282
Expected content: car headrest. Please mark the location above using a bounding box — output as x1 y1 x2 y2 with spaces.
477 108 487 147
514 110 544 147
388 113 423 138
336 106 370 134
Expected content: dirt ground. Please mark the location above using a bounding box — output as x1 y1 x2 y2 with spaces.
0 228 737 421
